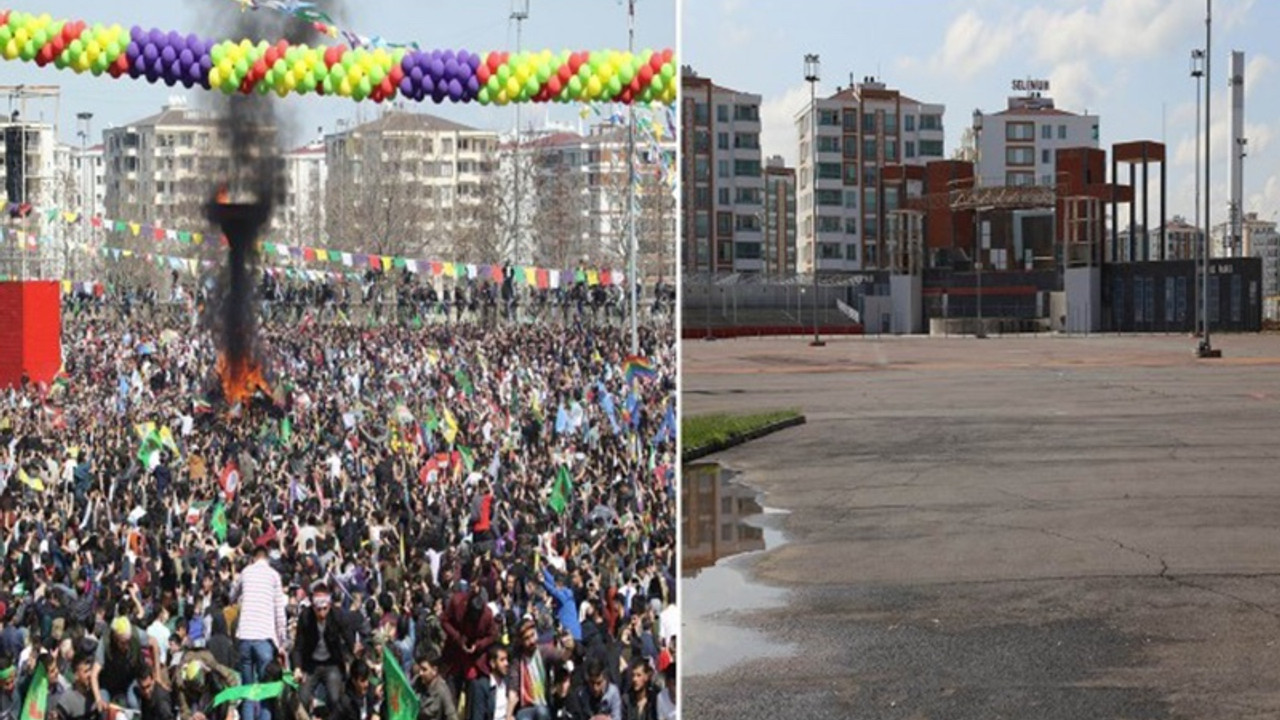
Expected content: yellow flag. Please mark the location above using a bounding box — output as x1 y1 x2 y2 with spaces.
442 407 459 445
18 467 44 492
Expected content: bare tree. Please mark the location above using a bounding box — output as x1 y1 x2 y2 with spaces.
530 158 590 270
453 175 508 265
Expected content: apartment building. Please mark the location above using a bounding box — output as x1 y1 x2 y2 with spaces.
681 66 765 273
280 140 327 246
763 155 796 275
1 118 62 210
973 93 1100 188
796 77 946 272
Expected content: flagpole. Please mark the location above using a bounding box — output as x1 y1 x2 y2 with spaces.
627 0 639 355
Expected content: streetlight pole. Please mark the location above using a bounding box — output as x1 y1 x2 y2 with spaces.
76 111 93 283
804 53 824 346
626 0 639 354
1192 49 1203 336
510 0 529 268
1198 0 1217 357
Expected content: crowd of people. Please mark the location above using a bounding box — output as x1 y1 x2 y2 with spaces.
0 271 677 720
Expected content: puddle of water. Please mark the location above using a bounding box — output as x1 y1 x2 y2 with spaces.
682 463 797 676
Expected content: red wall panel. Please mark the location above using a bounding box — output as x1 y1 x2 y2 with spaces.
0 281 62 389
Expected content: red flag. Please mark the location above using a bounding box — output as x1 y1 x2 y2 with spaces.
218 460 240 501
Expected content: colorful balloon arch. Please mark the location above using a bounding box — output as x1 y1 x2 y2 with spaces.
0 9 677 105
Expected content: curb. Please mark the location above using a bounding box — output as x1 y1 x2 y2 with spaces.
682 415 807 463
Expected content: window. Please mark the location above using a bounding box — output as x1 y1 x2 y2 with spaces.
1042 149 1051 164
717 132 729 150
734 104 759 122
862 111 877 134
843 141 858 160
885 186 900 212
716 212 733 235
862 166 877 186
694 212 710 238
1091 124 1099 141
734 159 761 177
885 112 898 135
694 187 712 209
735 214 762 232
905 141 916 159
844 190 859 209
1041 124 1052 140
718 241 733 263
817 162 842 180
844 217 859 235
863 187 877 210
843 164 859 185
735 187 762 205
818 109 840 126
1006 147 1035 166
734 133 760 149
919 140 943 156
715 104 727 123
1059 124 1067 140
818 136 841 153
817 216 842 233
843 110 859 132
735 241 762 260
718 187 730 205
904 115 915 132
1005 171 1034 186
885 139 898 161
1006 122 1034 141
816 189 843 206
819 242 842 259
717 160 730 178
920 114 942 131
862 137 877 159
864 216 879 240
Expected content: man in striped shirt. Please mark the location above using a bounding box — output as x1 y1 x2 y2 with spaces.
232 541 287 720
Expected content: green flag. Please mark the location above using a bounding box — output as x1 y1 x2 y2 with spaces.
548 465 573 515
19 661 47 720
212 676 298 708
281 417 292 444
454 368 474 397
425 407 441 433
211 502 228 543
459 446 475 473
384 647 418 720
137 430 164 466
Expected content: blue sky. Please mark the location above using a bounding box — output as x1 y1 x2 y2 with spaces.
684 0 1279 227
1 0 674 146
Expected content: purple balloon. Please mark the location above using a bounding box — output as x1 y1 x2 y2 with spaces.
442 50 455 64
142 44 157 61
145 68 161 84
179 49 194 65
131 55 147 75
125 42 141 61
447 79 463 100
399 77 414 95
148 29 164 46
430 58 444 78
466 76 479 93
432 89 445 104
188 64 203 82
200 55 213 72
444 58 459 80
401 53 418 70
409 66 423 82
422 76 435 95
185 33 199 50
130 26 143 43
161 46 176 64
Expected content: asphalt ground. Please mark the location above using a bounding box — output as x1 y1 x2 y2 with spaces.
682 334 1280 720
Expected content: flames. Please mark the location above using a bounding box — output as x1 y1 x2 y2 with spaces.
217 353 271 407
216 185 231 204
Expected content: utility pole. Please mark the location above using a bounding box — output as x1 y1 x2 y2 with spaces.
627 0 639 354
510 0 530 266
1198 0 1219 357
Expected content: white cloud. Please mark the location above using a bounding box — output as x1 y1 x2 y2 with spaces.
931 9 1017 80
1048 62 1101 117
759 82 817 168
1248 174 1280 218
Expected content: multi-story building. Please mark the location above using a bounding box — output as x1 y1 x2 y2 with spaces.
973 93 1100 188
796 77 946 272
69 143 105 219
1 118 61 210
1159 217 1203 262
523 122 675 279
1211 212 1277 260
763 156 796 275
681 67 764 274
103 100 232 231
1209 212 1280 316
280 139 327 246
324 111 498 257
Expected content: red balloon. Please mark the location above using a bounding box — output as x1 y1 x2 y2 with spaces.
264 48 279 66
558 64 572 83
0 11 9 25
662 48 673 63
253 58 269 78
649 53 663 71
486 52 502 72
51 36 65 54
379 77 394 96
35 47 52 67
476 63 489 84
630 77 642 93
568 53 583 73
638 64 653 83
620 89 633 104
390 64 406 84
547 76 562 95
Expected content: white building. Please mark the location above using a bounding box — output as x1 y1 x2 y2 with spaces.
324 111 499 257
70 143 105 219
973 93 1100 188
1 119 62 210
103 100 231 231
796 77 945 272
281 140 327 246
681 67 765 273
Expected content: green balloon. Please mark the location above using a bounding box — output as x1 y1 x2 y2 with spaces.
640 87 654 103
661 63 674 80
0 28 11 45
69 38 83 56
524 76 539 97
497 64 510 82
369 65 386 84
358 76 372 96
211 44 226 64
222 77 238 93
235 58 249 76
477 87 490 105
264 69 276 86
651 75 665 93
54 54 68 69
537 63 551 83
272 58 286 75
607 76 622 96
487 75 500 93
330 63 345 79
619 64 635 85
33 29 47 47
256 81 271 95
342 52 355 68
322 76 335 94
568 75 583 96
578 64 591 81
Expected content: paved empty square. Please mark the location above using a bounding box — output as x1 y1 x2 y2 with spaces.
684 335 1280 720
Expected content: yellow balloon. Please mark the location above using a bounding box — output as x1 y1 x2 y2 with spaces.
86 42 101 63
506 76 520 97
14 29 28 46
587 75 602 98
348 65 364 83
293 60 307 77
3 40 18 61
209 67 223 87
515 64 529 83
285 71 298 90
599 62 613 81
496 89 509 105
338 77 353 96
